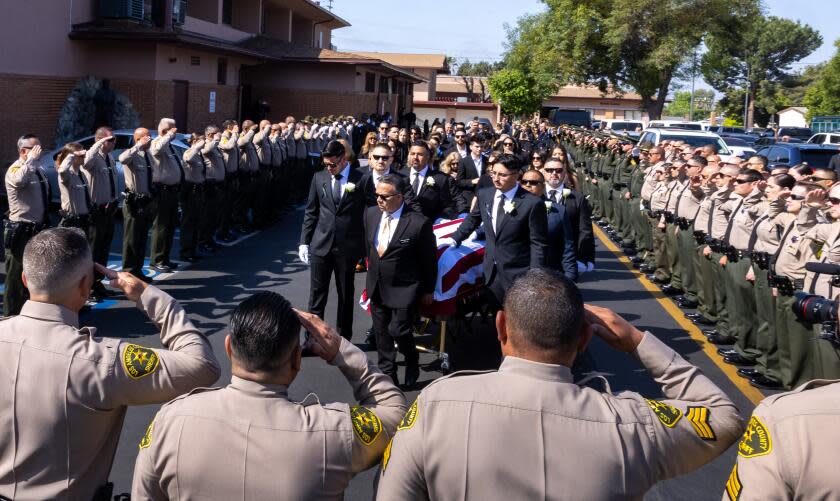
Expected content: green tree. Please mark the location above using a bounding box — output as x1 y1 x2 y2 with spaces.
488 69 543 117
456 59 504 102
701 15 821 127
804 40 840 119
663 89 714 120
503 0 755 119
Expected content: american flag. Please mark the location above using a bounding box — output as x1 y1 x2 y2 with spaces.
359 217 485 316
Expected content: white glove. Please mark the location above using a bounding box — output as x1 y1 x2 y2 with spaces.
438 237 459 249
577 261 587 273
298 244 310 265
586 262 595 272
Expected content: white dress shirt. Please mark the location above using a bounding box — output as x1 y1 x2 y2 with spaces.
491 184 519 233
374 203 404 251
471 154 484 175
409 166 429 195
372 168 391 187
331 162 351 200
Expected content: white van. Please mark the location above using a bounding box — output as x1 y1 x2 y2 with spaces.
646 120 705 131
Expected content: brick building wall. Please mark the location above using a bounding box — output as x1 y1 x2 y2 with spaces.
251 88 378 122
186 84 239 132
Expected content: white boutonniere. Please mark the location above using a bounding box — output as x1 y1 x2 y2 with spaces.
544 200 552 213
503 200 515 214
344 182 356 193
425 177 436 187
562 188 572 199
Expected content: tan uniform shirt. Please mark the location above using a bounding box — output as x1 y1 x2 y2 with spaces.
132 338 406 500
150 133 184 186
749 199 787 254
57 156 90 216
693 186 717 234
219 131 240 174
5 157 49 224
82 144 118 205
726 189 764 251
182 146 207 184
254 126 273 167
773 206 820 280
723 380 840 501
665 179 686 214
710 190 736 240
295 130 308 160
239 129 259 173
802 220 840 298
650 180 671 212
675 181 704 221
201 140 226 182
0 286 220 501
377 333 744 501
118 144 154 196
270 135 285 167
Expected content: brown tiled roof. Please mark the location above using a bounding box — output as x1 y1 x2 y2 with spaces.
351 52 448 71
434 75 643 101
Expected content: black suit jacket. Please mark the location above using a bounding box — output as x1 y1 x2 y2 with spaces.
451 185 548 290
398 166 462 220
456 155 489 192
365 205 437 309
544 194 578 280
299 166 366 260
561 188 595 263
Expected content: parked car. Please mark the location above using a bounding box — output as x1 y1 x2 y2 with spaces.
645 120 705 131
762 127 813 141
42 129 190 204
754 143 839 169
721 137 756 159
637 128 732 159
754 137 803 147
807 133 840 146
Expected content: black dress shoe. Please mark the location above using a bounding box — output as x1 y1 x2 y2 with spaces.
724 353 756 366
677 299 699 309
661 285 684 296
702 329 720 337
151 263 174 273
717 348 738 356
404 362 420 387
647 274 669 284
639 264 655 273
737 368 759 378
685 312 705 321
692 316 715 326
622 247 638 256
364 328 377 349
750 374 783 389
707 333 737 345
163 261 179 270
630 256 644 264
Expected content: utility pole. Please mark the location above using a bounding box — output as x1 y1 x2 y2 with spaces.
743 65 750 128
326 0 334 11
689 48 697 121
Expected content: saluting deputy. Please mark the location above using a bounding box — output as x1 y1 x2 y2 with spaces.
377 269 744 500
83 127 120 301
149 118 185 273
56 142 91 233
118 127 156 281
0 228 220 501
4 134 50 316
132 294 405 500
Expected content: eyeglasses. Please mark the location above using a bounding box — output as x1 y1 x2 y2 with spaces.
490 171 514 178
368 137 376 141
544 168 564 174
532 156 543 161
503 142 515 147
789 194 806 201
375 193 400 200
372 154 392 161
828 197 840 205
323 157 343 168
521 179 542 186
734 178 752 184
455 134 466 139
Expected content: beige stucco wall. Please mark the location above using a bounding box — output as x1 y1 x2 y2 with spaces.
154 45 247 84
182 15 253 42
245 62 356 92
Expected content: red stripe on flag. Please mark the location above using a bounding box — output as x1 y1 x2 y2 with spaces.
441 247 485 293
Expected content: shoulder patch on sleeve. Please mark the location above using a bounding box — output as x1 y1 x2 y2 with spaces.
398 399 419 431
645 399 682 428
738 415 772 458
139 421 154 449
686 406 717 441
350 405 382 446
725 463 741 500
122 344 160 379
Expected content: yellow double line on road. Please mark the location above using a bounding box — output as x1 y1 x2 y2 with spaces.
593 225 765 405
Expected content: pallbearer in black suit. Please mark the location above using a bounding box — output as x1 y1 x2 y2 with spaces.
445 154 549 307
399 141 463 219
520 169 577 281
365 175 437 386
299 140 366 340
359 142 420 211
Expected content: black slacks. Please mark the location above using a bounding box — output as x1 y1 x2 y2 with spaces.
308 246 357 340
370 290 419 382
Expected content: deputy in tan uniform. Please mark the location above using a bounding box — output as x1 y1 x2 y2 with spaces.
119 128 156 281
671 156 707 308
377 269 744 500
216 120 241 242
253 120 273 228
198 125 225 256
180 134 208 262
723 379 840 500
83 127 120 300
56 142 91 232
4 134 51 316
234 121 258 233
149 118 185 273
690 163 721 325
132 293 405 500
0 228 220 501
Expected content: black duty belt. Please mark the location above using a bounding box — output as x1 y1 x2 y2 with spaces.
152 182 180 193
751 251 771 270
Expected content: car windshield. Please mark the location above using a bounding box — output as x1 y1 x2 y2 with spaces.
799 150 837 168
779 128 812 139
723 137 749 147
607 122 639 131
668 123 703 131
662 134 730 154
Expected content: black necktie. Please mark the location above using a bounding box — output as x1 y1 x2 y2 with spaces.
34 168 49 217
495 192 505 232
144 151 154 192
548 190 558 204
170 145 185 184
79 171 92 210
412 172 421 194
332 173 342 205
104 154 116 200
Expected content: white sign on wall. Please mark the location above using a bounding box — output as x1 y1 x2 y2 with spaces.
209 91 216 113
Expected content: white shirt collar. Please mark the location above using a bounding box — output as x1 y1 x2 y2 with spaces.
372 167 390 182
411 165 429 178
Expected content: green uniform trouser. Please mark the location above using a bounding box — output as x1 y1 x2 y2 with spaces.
151 186 180 265
776 292 816 389
753 266 778 380
812 326 840 379
180 184 204 258
711 252 730 336
600 180 614 223
253 168 273 228
730 257 760 362
88 206 117 281
665 223 681 288
3 228 32 316
696 246 718 321
199 182 220 247
235 173 257 227
217 176 238 236
636 204 654 262
678 228 700 302
121 201 153 277
652 217 670 281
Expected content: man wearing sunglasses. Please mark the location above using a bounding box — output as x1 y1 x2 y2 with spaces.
364 175 436 386
83 127 120 301
521 169 576 281
543 157 594 273
444 130 468 158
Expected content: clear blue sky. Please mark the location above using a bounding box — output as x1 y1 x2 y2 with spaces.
329 0 838 95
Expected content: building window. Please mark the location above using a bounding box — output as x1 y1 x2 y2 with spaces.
365 72 376 93
624 109 643 120
222 0 232 25
318 31 324 49
217 58 228 85
190 56 201 66
380 76 389 94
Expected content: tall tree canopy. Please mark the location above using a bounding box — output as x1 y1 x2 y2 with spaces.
503 0 756 119
804 40 840 120
701 15 821 127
